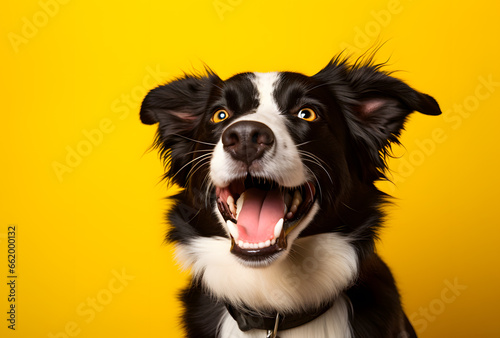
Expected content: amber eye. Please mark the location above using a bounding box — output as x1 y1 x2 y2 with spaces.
212 109 230 123
297 108 317 122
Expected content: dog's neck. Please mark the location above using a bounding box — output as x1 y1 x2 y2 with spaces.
225 299 335 332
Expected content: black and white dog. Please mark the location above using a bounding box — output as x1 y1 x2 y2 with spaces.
140 55 441 338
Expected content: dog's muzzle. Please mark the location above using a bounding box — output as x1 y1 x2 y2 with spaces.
215 120 317 266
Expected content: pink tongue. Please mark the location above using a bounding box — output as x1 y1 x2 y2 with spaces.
237 188 284 243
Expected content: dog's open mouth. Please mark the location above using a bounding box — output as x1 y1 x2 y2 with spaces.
216 175 316 264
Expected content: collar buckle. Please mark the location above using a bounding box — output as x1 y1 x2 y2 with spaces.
266 313 280 338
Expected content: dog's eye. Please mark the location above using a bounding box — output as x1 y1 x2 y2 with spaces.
212 109 230 123
297 108 317 122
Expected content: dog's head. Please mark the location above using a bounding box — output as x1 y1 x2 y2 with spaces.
140 57 441 268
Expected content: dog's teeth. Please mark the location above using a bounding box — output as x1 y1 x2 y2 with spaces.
284 192 292 208
226 220 239 241
271 238 276 245
265 239 271 247
237 240 261 250
236 192 245 220
292 190 302 208
227 195 236 216
293 190 302 202
274 218 284 239
289 190 302 214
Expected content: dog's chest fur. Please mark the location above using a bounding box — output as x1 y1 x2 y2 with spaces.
175 233 357 337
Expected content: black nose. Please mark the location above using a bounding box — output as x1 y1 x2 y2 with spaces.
222 121 275 165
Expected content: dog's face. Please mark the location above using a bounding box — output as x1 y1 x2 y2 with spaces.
210 71 341 267
140 58 441 268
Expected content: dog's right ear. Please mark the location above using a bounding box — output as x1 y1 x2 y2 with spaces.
140 72 220 186
140 73 220 136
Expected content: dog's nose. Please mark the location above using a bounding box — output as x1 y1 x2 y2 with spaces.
222 121 275 165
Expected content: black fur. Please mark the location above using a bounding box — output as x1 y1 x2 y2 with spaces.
140 55 440 337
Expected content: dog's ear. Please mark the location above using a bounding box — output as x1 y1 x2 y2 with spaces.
315 58 441 181
345 64 441 144
346 64 441 180
140 73 219 133
140 72 220 185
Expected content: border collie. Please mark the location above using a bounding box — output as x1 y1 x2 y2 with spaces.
140 55 441 338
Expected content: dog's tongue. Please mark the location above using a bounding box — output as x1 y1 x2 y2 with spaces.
237 188 284 243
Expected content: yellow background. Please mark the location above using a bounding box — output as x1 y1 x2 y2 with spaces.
1 0 499 337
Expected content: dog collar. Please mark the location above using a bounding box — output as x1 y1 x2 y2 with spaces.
226 302 333 334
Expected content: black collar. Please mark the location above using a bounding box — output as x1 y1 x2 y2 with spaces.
226 302 334 332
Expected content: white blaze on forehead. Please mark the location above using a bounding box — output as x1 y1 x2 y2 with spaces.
225 72 284 130
253 72 280 114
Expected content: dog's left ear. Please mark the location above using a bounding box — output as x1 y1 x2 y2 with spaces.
345 65 441 149
315 59 441 180
345 65 441 180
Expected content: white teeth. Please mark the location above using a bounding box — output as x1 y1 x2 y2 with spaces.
274 218 284 239
226 220 239 241
227 195 236 216
237 240 275 250
233 218 284 250
235 192 245 220
236 234 282 250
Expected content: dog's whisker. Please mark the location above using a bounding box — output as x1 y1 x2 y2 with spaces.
300 153 334 185
342 202 357 212
172 153 212 180
299 150 333 171
304 166 323 202
296 140 314 147
185 149 213 156
187 161 211 186
185 156 212 184
171 133 216 146
203 177 215 209
298 150 331 168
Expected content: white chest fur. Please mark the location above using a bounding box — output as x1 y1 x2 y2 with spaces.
175 232 358 313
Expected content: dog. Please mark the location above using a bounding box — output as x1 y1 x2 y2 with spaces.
140 55 441 338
